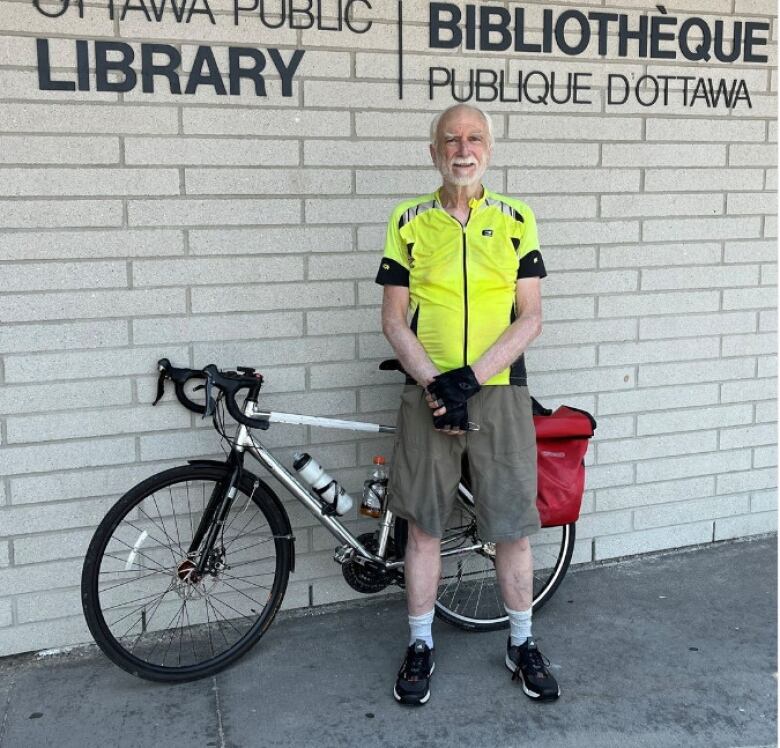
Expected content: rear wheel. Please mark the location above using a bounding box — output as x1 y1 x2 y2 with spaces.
81 464 291 682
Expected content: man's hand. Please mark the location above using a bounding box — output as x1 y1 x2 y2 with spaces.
425 366 481 435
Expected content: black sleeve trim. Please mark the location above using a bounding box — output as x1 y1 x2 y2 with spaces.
517 249 547 279
375 257 410 286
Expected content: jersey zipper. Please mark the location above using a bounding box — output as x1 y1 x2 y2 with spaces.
461 227 468 366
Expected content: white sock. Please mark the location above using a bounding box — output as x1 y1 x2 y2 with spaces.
505 605 532 646
408 609 435 648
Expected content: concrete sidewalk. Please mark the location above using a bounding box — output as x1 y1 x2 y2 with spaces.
0 536 776 748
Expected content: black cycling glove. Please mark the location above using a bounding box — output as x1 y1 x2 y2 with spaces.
427 366 481 431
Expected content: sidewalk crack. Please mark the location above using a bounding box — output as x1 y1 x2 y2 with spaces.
212 676 226 748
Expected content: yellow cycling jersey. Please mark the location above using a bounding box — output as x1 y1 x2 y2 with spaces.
375 187 546 386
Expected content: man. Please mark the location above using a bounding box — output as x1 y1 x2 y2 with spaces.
375 103 558 706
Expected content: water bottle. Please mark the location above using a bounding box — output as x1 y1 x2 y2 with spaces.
360 455 387 519
293 452 353 516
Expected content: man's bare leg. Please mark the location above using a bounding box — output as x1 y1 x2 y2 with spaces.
495 536 533 611
405 521 442 616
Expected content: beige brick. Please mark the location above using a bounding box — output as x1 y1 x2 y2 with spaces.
722 286 778 310
646 118 766 142
599 290 720 318
637 404 753 437
133 311 303 345
0 261 126 293
584 463 634 491
7 404 189 444
508 168 641 195
0 319 128 354
191 281 354 313
727 192 778 215
128 198 301 227
507 115 641 141
0 288 185 323
730 144 778 166
601 242 721 268
599 383 718 416
596 476 715 512
357 168 503 196
193 335 354 368
722 332 776 357
310 361 399 389
543 270 637 297
599 431 717 465
0 136 120 165
721 378 777 403
641 264 759 290
717 467 777 494
759 310 777 332
183 108 349 137
541 319 636 347
307 310 381 336
640 311 757 340
306 139 431 168
0 168 179 198
0 103 179 134
643 217 762 243
645 168 764 193
0 437 135 476
751 490 778 513
189 227 352 255
602 337 719 367
634 494 748 531
0 229 184 260
532 367 634 398
724 239 778 264
5 344 188 383
529 195 598 221
186 168 351 196
0 200 122 229
0 379 132 417
540 295 596 320
545 220 640 246
305 198 399 225
714 511 777 541
595 522 714 561
721 424 776 451
635 449 752 484
492 142 599 168
603 143 726 167
132 256 303 286
602 193 723 218
126 138 300 166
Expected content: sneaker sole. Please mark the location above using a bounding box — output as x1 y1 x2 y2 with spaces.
394 662 435 706
505 654 560 702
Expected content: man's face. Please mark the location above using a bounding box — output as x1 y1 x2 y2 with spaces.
430 108 492 188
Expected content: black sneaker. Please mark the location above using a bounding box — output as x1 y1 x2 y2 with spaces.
506 637 560 701
394 639 435 706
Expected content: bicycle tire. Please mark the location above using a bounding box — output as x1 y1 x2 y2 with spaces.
81 464 291 682
394 497 575 632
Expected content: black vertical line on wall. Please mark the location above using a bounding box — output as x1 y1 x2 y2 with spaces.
397 0 404 100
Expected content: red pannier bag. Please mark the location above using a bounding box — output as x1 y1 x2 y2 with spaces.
532 398 597 528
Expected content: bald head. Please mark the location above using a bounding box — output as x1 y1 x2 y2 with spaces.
430 104 494 150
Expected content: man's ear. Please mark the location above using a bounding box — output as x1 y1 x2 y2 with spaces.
429 143 437 165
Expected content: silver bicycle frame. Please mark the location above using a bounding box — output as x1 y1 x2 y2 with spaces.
228 402 481 570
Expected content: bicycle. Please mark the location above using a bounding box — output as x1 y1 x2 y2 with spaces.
81 359 576 683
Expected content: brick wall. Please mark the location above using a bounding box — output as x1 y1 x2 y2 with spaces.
0 0 776 655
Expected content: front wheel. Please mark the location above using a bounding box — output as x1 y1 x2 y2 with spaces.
81 464 291 682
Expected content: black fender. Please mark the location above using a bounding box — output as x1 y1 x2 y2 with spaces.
187 459 296 573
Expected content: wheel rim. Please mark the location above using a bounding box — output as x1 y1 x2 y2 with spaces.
435 504 572 625
90 473 283 673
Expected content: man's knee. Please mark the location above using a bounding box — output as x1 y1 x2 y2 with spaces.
407 522 440 554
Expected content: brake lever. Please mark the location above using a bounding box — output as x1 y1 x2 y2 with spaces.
203 371 217 418
152 360 169 406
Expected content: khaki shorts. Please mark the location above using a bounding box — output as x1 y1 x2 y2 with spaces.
387 385 540 542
